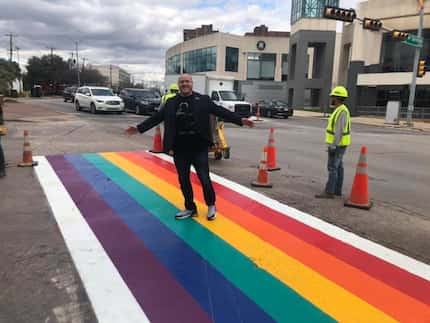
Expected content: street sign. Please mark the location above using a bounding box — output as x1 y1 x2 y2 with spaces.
404 34 423 48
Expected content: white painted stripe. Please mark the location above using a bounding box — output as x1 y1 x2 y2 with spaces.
154 152 430 281
34 156 150 323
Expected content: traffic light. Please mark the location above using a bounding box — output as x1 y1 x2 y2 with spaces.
324 6 357 23
363 18 382 31
392 30 409 41
417 59 426 78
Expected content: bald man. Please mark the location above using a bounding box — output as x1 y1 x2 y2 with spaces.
125 74 254 221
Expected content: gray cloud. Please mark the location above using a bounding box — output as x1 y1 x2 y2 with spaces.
1 0 361 81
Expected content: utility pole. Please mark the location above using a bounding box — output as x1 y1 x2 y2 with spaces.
75 41 80 86
5 33 15 61
406 6 424 126
46 46 56 86
46 46 55 60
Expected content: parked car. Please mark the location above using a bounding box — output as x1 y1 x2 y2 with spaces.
63 86 77 102
252 100 293 118
74 86 124 114
273 100 294 117
120 88 161 115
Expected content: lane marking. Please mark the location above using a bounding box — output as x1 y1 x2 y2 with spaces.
34 156 150 323
154 152 430 281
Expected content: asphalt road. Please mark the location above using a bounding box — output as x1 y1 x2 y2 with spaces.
2 97 429 322
28 97 430 218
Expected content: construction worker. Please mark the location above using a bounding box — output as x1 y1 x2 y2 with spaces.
316 86 351 199
161 83 179 105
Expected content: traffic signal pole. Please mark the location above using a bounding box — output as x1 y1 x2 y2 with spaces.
406 7 424 126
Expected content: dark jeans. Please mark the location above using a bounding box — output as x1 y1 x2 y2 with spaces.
173 148 215 211
0 136 5 173
325 146 347 195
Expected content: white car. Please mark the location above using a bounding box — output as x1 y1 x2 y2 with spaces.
74 86 124 114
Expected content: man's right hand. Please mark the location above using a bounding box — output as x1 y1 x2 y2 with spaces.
124 126 138 136
241 118 254 128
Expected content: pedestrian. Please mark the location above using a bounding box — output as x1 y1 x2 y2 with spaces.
125 74 254 220
315 86 351 199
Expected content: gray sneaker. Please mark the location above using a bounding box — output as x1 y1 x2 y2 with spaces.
175 209 197 220
207 205 216 221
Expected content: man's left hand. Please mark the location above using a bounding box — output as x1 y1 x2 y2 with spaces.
124 126 138 136
241 118 254 128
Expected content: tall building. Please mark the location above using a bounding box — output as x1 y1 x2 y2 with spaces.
166 24 291 103
287 0 340 112
165 0 430 118
93 65 131 88
343 0 430 118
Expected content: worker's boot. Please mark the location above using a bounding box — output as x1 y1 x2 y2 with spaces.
315 191 334 199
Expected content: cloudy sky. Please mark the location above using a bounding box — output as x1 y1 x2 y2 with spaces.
0 0 361 82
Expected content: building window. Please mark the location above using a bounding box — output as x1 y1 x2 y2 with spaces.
291 0 339 25
225 47 239 72
381 29 430 73
183 47 216 73
247 53 276 80
281 54 288 81
167 54 181 74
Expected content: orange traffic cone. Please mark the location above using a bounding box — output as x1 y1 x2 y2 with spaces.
345 146 372 210
18 130 38 167
150 125 163 153
251 148 272 188
266 128 280 171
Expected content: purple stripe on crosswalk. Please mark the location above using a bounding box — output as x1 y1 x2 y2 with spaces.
48 155 211 323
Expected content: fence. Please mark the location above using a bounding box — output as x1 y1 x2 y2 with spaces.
357 106 430 119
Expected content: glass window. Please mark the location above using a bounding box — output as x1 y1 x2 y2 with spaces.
211 91 219 101
247 53 276 80
291 0 339 25
128 89 159 99
225 47 239 72
91 88 114 96
167 54 181 74
183 47 217 73
282 54 288 81
381 29 430 72
219 91 240 101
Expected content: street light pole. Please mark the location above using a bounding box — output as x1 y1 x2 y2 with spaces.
75 41 80 86
406 7 424 126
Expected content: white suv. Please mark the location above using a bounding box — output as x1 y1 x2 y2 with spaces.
74 86 124 113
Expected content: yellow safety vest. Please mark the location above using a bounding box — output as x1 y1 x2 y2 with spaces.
161 92 177 105
325 104 351 146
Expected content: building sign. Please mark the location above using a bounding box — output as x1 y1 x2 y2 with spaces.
256 40 266 51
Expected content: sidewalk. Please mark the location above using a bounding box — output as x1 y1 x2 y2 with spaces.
2 100 67 122
0 100 96 322
294 109 430 132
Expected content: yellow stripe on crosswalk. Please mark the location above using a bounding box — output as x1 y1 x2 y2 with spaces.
102 152 396 323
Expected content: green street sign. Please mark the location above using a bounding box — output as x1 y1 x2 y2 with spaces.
404 34 423 48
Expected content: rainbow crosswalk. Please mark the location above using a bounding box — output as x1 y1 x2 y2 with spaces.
34 151 430 323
